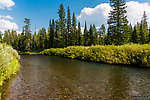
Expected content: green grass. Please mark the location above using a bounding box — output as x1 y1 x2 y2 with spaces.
41 44 150 67
19 51 41 55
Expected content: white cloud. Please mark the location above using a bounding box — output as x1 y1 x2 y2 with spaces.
77 1 150 28
0 0 15 10
0 19 18 32
126 1 150 26
77 3 111 28
0 15 13 20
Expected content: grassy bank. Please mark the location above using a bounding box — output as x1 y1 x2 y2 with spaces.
0 43 20 86
41 44 150 67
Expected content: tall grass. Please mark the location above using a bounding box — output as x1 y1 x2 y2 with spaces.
41 44 150 67
0 43 20 86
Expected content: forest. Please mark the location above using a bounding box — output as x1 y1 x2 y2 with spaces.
0 0 150 52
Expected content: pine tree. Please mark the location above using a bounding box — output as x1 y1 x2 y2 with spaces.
32 32 37 51
131 25 138 43
19 27 26 51
0 32 2 43
24 18 31 51
136 22 140 43
49 19 55 48
3 30 10 44
93 24 98 45
89 25 94 46
139 21 145 44
108 0 128 45
77 22 81 45
84 21 88 46
72 12 77 45
141 11 149 43
54 20 60 48
67 6 71 46
105 25 112 45
99 24 106 45
58 4 66 47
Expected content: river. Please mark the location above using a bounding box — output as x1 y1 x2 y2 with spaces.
1 55 150 99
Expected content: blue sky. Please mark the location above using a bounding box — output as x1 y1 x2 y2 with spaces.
0 0 150 33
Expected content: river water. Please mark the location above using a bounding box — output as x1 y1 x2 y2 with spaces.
1 55 150 99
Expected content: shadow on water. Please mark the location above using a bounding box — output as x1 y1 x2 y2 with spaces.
1 55 150 99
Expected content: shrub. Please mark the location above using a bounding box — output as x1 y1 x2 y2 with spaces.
41 44 150 67
0 43 20 86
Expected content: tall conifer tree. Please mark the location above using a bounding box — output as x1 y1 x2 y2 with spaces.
108 0 128 45
84 21 88 46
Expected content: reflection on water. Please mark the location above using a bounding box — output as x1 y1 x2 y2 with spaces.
1 55 150 99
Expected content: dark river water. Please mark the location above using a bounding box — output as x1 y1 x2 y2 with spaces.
1 55 150 100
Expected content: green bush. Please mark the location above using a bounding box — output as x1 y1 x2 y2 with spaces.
0 43 20 86
42 44 150 67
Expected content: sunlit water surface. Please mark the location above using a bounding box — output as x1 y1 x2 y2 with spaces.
1 55 150 99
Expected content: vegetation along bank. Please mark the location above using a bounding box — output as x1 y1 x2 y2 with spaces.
41 44 150 67
0 43 20 86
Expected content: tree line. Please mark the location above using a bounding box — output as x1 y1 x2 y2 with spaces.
0 0 150 52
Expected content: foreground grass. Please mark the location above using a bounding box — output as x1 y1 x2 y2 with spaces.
0 43 20 86
41 44 150 67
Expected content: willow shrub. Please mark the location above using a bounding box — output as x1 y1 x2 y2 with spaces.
0 43 20 86
41 44 150 67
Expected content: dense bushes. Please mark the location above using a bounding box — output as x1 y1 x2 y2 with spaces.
41 44 150 67
0 43 20 86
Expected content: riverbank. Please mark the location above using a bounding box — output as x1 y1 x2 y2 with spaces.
19 44 150 67
41 44 150 67
0 43 20 88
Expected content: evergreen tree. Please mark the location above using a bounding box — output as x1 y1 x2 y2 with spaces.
139 21 145 44
3 30 10 44
136 22 140 43
31 31 37 51
54 20 60 48
93 24 98 45
141 11 149 43
0 32 2 43
49 19 55 48
99 24 106 45
131 25 138 43
58 4 66 47
19 27 26 51
108 0 128 45
105 25 112 45
77 22 82 45
72 12 77 45
24 18 31 51
67 6 71 46
89 25 94 46
84 21 88 46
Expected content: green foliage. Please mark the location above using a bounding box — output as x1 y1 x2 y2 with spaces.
41 44 150 67
108 0 128 45
1 4 150 53
0 43 20 86
41 48 62 56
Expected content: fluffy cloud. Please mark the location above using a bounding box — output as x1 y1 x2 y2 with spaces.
0 0 15 10
77 1 150 28
0 15 13 20
126 1 150 26
0 19 18 32
77 3 111 28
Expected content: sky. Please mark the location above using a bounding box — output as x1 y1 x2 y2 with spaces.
0 0 150 33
